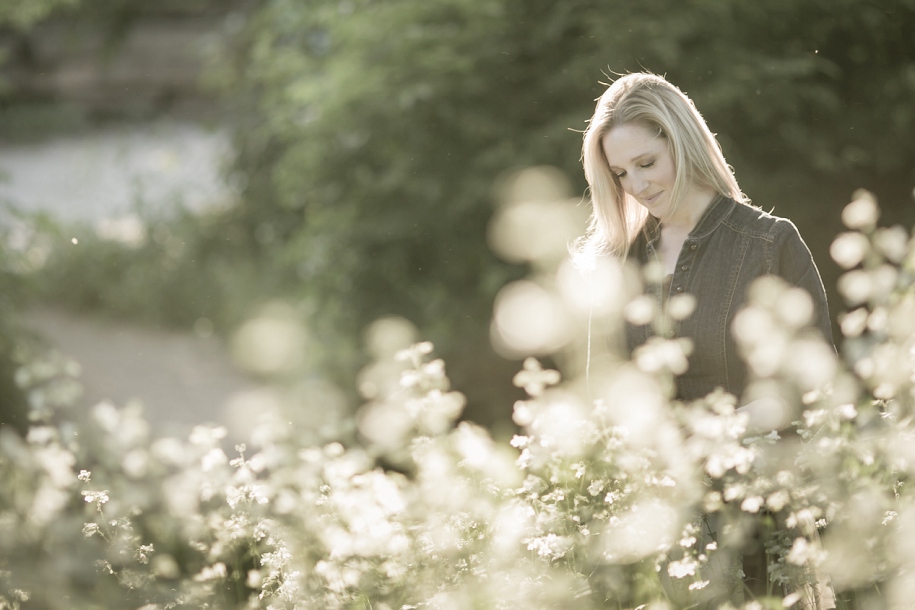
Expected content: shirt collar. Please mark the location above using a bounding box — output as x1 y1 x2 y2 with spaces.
688 194 735 239
642 194 735 245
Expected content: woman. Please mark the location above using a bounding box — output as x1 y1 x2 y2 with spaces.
579 73 835 607
580 72 833 404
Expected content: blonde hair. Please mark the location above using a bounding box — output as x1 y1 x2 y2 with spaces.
578 73 746 258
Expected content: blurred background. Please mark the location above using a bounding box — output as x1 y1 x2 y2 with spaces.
1 0 914 436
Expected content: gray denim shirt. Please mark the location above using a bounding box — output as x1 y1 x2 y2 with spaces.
625 195 834 402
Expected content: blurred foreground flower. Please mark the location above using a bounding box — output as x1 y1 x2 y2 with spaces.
1 189 914 609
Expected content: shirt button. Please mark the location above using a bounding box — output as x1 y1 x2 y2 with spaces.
675 286 683 293
681 265 688 271
689 244 697 251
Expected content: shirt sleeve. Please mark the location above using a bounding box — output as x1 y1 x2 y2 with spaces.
770 219 835 348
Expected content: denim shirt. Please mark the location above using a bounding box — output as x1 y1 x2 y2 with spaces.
625 195 833 402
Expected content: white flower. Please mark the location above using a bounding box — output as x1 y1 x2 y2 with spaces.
189 425 227 447
395 341 434 363
836 403 858 420
82 490 110 505
741 496 764 513
525 534 571 559
136 544 154 564
830 232 870 269
82 523 100 537
512 401 535 427
786 509 816 533
27 426 57 445
786 537 810 565
667 557 697 579
202 448 228 472
767 490 790 512
875 225 909 262
194 562 228 582
510 434 530 449
668 293 697 321
247 570 262 588
624 295 656 325
421 359 445 379
512 358 561 397
842 191 879 229
804 409 827 428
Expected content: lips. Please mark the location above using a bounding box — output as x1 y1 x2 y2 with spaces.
642 192 662 204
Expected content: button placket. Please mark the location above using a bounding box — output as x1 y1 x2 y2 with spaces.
671 242 698 294
645 241 664 309
665 239 699 336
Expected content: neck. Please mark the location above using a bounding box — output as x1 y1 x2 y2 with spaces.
658 187 717 232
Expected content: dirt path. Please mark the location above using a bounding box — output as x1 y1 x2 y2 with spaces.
23 307 264 439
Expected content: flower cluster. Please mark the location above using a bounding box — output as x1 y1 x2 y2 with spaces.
0 191 914 609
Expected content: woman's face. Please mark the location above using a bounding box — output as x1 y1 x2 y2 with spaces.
602 123 677 217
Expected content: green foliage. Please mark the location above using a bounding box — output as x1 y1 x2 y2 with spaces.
33 208 275 334
0 0 78 29
0 209 36 435
203 0 915 421
22 0 915 426
1 194 914 609
0 104 93 143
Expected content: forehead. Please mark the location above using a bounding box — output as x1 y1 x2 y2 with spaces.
601 123 666 168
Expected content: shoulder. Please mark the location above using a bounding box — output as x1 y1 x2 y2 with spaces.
758 211 818 276
721 201 801 244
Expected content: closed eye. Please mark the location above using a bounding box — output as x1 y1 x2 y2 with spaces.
613 160 655 179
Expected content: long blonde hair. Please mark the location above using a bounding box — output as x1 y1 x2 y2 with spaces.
578 73 746 259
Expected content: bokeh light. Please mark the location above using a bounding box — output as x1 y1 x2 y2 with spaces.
488 166 587 267
231 302 310 377
556 256 626 317
599 499 680 564
491 280 574 357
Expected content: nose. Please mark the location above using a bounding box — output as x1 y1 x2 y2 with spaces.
631 173 649 196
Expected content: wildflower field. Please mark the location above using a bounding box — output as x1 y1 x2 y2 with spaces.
3 1 915 608
2 190 914 609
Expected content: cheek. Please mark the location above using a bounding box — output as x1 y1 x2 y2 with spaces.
660 159 677 183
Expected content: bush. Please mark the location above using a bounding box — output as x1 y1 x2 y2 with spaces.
31 208 271 333
1 191 913 608
205 0 915 422
25 0 915 427
0 208 37 435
